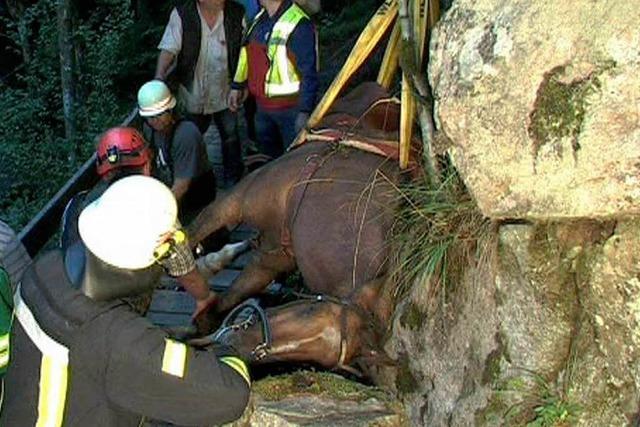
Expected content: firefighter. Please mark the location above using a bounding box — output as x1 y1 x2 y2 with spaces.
0 176 250 426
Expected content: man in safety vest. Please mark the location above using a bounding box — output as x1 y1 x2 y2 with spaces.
228 0 319 159
0 176 250 426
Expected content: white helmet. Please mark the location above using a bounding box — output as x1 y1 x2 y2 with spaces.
78 176 178 270
137 80 177 117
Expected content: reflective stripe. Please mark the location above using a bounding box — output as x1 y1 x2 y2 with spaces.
234 47 249 84
14 286 69 427
220 356 251 386
0 334 8 351
14 287 69 363
264 5 308 97
234 4 310 97
0 333 8 367
161 339 187 378
36 356 68 427
234 9 265 85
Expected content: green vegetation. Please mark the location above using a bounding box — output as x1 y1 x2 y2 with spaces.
493 370 580 427
389 164 493 309
399 301 425 330
253 370 388 402
528 61 615 161
0 0 158 228
395 355 419 395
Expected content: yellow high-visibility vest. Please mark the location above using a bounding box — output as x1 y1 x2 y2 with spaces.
234 4 310 97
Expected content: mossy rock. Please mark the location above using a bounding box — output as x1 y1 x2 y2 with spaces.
253 371 390 403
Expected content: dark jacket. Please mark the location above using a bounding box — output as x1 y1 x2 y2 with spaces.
176 0 245 90
0 250 250 426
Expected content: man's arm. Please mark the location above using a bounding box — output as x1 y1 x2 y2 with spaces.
170 122 209 202
156 8 183 79
102 311 250 425
171 177 191 202
288 20 319 113
155 50 177 80
176 268 218 318
160 238 218 318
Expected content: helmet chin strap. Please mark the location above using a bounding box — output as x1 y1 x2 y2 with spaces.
81 250 163 301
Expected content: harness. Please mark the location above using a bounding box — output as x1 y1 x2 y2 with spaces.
210 299 272 361
213 289 374 376
280 144 336 256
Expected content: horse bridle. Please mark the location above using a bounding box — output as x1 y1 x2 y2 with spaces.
211 299 273 361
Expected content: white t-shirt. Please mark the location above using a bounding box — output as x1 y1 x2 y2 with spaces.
158 6 229 114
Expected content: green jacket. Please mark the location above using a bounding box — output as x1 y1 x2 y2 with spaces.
0 267 11 375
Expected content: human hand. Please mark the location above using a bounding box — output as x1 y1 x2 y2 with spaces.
294 112 310 135
228 89 247 112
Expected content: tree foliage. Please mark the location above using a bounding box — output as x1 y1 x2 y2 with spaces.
0 0 157 228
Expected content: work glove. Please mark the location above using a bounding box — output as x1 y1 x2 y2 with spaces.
295 112 310 135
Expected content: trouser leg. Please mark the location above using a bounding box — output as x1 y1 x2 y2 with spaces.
273 108 300 151
213 109 244 184
186 113 213 135
255 108 283 159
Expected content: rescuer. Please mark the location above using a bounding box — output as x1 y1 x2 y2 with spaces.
0 176 250 426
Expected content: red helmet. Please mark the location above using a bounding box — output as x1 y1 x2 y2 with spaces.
96 127 152 177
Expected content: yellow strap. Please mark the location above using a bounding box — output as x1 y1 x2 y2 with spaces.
162 339 187 378
220 356 251 386
36 355 69 427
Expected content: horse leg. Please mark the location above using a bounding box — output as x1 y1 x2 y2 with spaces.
193 247 295 334
216 249 296 314
186 175 254 246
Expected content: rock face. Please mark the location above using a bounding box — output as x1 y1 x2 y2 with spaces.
428 0 640 219
389 219 640 426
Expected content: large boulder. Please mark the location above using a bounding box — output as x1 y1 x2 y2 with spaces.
389 219 640 426
429 0 640 219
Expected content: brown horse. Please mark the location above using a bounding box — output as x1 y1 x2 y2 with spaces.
188 83 412 375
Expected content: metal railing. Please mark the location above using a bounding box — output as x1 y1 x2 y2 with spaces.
17 107 139 256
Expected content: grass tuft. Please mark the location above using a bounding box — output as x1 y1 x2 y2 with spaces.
388 162 493 311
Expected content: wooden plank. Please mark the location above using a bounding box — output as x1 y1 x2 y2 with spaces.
230 250 254 270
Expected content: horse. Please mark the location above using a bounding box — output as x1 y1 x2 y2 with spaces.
187 83 416 375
